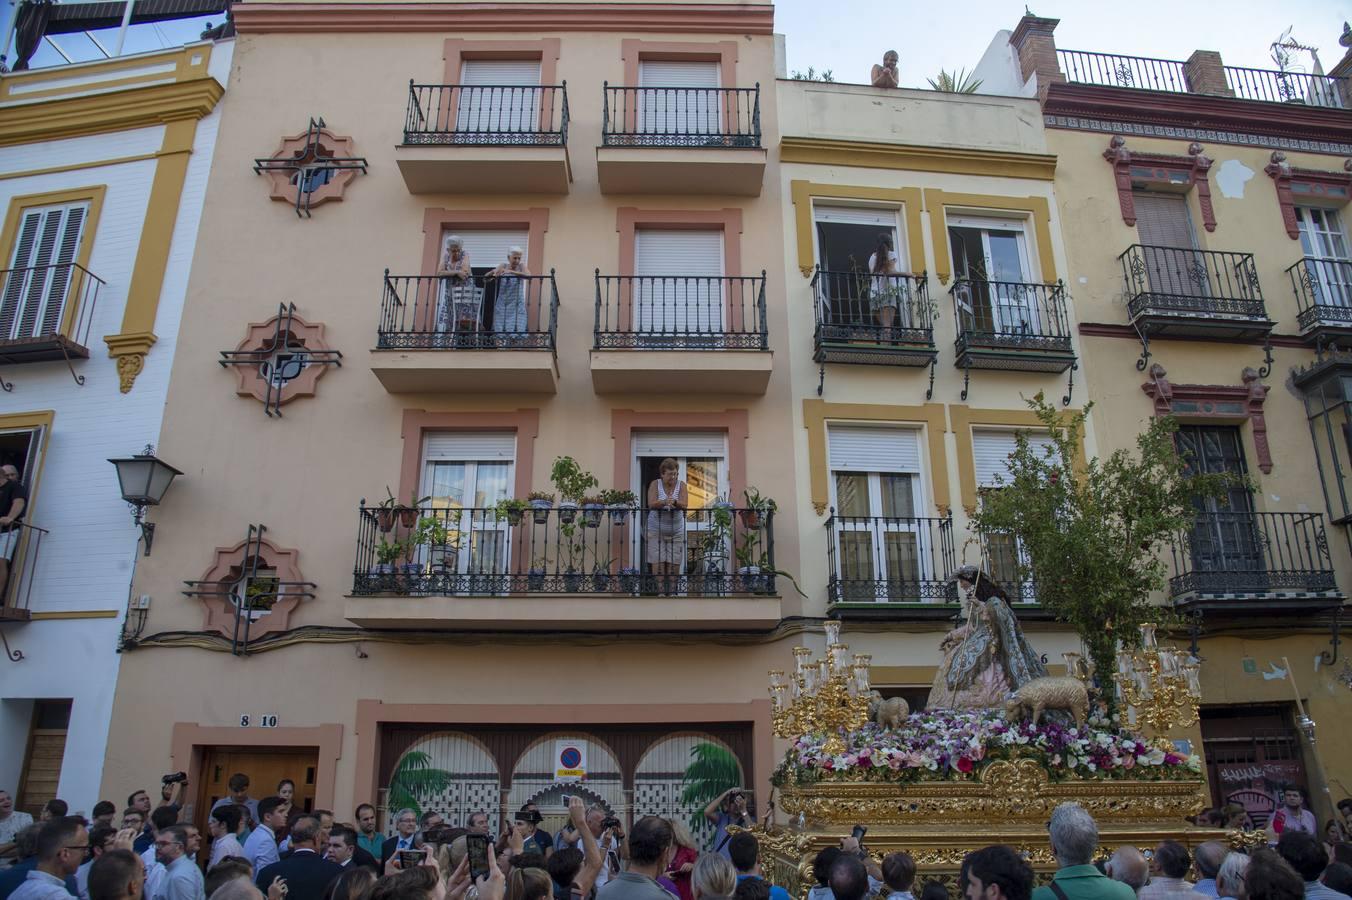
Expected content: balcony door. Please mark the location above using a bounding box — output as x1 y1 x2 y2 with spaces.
632 432 728 583
420 433 515 587
948 216 1038 334
634 229 724 339
973 429 1055 602
1176 425 1263 587
813 206 904 329
637 60 720 137
457 59 541 133
1 201 89 341
1296 206 1352 309
1133 192 1209 300
828 426 927 602
439 229 529 332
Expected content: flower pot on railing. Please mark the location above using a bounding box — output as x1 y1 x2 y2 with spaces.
592 565 612 592
563 568 583 592
737 565 763 594
529 497 554 525
619 567 640 595
376 509 397 533
528 568 546 592
608 504 631 525
738 509 763 529
397 507 418 529
581 502 605 528
558 500 579 525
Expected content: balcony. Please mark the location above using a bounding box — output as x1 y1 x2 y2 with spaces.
0 263 103 371
1169 511 1342 617
369 272 559 393
825 514 955 617
1119 245 1272 340
1287 256 1352 346
950 279 1076 373
345 503 782 630
0 524 50 624
590 273 772 394
395 83 571 194
596 85 766 195
811 269 937 367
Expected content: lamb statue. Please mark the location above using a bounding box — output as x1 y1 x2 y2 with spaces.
868 690 909 730
1003 676 1089 728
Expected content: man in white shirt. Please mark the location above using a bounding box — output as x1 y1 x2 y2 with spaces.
76 826 118 900
0 791 34 869
559 808 620 891
12 818 86 900
153 826 204 900
242 797 288 874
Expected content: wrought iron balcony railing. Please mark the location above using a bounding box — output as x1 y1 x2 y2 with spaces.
1287 256 1352 334
950 278 1073 355
1169 510 1337 599
1222 66 1347 109
377 271 559 352
826 513 954 604
0 524 49 621
0 262 104 358
1057 49 1190 93
594 273 768 351
1119 245 1268 322
811 268 935 365
353 502 775 596
601 84 761 148
403 83 569 146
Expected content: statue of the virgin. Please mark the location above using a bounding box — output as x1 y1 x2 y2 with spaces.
928 565 1046 710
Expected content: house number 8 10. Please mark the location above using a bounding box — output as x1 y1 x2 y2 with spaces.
239 715 279 728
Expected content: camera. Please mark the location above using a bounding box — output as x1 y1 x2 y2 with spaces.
601 816 622 831
161 772 187 785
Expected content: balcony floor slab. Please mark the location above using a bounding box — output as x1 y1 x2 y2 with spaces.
370 348 558 393
343 593 782 631
596 146 766 195
590 349 772 394
395 144 571 194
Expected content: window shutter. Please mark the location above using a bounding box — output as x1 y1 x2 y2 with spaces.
638 61 720 88
827 426 921 473
460 60 541 85
635 230 723 277
1132 193 1196 249
422 432 517 461
447 229 530 270
972 429 1056 487
3 203 87 340
458 60 541 133
637 61 720 136
813 207 899 227
634 230 724 334
632 431 726 457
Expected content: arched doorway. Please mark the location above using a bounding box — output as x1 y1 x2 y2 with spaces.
382 731 500 831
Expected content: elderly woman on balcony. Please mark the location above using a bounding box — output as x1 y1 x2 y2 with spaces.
646 458 687 596
436 235 476 335
488 246 530 340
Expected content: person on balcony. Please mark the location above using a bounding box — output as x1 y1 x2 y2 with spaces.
868 233 903 338
871 51 900 89
488 248 530 341
0 465 29 604
646 458 687 596
436 236 476 336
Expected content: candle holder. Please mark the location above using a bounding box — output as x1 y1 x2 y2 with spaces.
769 624 871 756
1116 622 1201 741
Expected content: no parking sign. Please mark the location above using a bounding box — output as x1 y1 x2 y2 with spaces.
555 741 587 781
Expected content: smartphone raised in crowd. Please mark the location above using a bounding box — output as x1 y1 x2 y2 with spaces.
851 825 868 841
397 848 427 870
465 833 491 881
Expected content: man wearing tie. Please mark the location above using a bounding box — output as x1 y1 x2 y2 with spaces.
379 810 418 869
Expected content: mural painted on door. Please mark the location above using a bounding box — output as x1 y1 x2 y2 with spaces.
381 732 498 832
636 734 744 850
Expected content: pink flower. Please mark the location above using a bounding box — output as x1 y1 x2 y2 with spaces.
1122 755 1135 769
956 756 974 773
887 755 903 770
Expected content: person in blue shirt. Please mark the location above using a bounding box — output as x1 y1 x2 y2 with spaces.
727 833 790 900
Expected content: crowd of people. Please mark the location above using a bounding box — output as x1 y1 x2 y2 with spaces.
3 778 1351 900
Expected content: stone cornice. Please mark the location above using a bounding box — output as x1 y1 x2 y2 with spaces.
0 77 223 146
780 136 1057 181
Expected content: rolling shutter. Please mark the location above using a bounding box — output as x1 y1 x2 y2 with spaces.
813 207 899 227
634 230 723 333
1132 193 1195 249
422 432 517 461
637 60 720 135
828 426 921 474
458 60 541 132
632 432 726 457
447 230 530 270
973 429 1056 487
1 202 88 340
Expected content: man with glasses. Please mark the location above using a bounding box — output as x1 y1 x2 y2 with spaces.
153 825 204 900
10 817 86 900
76 826 118 900
380 810 419 869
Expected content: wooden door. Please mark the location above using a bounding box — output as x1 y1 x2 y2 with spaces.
17 701 70 816
197 748 320 825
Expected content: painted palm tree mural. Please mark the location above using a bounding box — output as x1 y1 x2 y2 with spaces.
388 750 454 818
678 742 743 848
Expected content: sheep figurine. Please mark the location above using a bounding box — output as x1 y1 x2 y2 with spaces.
1003 676 1089 728
868 690 910 730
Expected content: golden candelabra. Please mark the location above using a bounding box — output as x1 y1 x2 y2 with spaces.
768 620 872 756
1116 622 1202 739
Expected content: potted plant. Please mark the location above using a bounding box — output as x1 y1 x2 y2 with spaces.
601 488 637 524
561 527 585 591
375 488 399 533
495 498 529 526
397 489 431 529
581 495 606 528
528 491 555 525
551 456 598 525
373 537 403 577
592 558 613 592
735 535 763 594
739 487 777 530
618 566 640 595
416 516 456 581
696 502 734 596
528 557 547 592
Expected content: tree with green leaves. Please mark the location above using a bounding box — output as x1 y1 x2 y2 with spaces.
969 394 1232 711
679 742 742 842
927 68 982 93
387 750 453 818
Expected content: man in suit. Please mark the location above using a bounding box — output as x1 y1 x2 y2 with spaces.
325 828 376 874
379 810 419 869
255 817 340 900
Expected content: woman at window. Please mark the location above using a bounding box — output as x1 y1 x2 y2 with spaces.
646 458 687 596
277 779 295 805
488 247 531 340
868 232 903 337
437 235 475 335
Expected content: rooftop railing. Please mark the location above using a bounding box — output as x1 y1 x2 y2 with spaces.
377 272 559 352
593 273 768 351
403 83 569 146
1223 66 1347 108
1169 510 1337 599
1057 49 1190 93
601 84 761 148
1287 256 1352 333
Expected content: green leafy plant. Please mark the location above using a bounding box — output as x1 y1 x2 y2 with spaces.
679 741 743 842
927 67 983 93
600 488 637 506
968 394 1236 712
415 515 450 548
495 498 529 525
527 490 555 503
244 577 278 611
790 67 835 82
550 456 599 503
375 537 405 566
387 750 453 818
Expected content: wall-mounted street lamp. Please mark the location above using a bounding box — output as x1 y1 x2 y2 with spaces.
108 445 182 556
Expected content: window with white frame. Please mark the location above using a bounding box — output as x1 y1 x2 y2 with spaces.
1296 206 1352 309
420 433 516 582
947 213 1039 335
973 428 1055 603
827 425 930 602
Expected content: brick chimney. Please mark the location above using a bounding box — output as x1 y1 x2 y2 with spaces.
1009 15 1064 94
1184 50 1233 97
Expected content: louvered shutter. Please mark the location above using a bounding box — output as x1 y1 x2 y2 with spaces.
2 203 87 340
1133 193 1208 299
632 432 727 457
458 60 541 132
422 432 517 461
973 430 1057 487
828 426 921 473
1133 193 1195 249
638 60 720 136
448 230 530 271
634 229 723 334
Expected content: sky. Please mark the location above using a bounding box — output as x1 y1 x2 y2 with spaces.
0 0 1348 79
